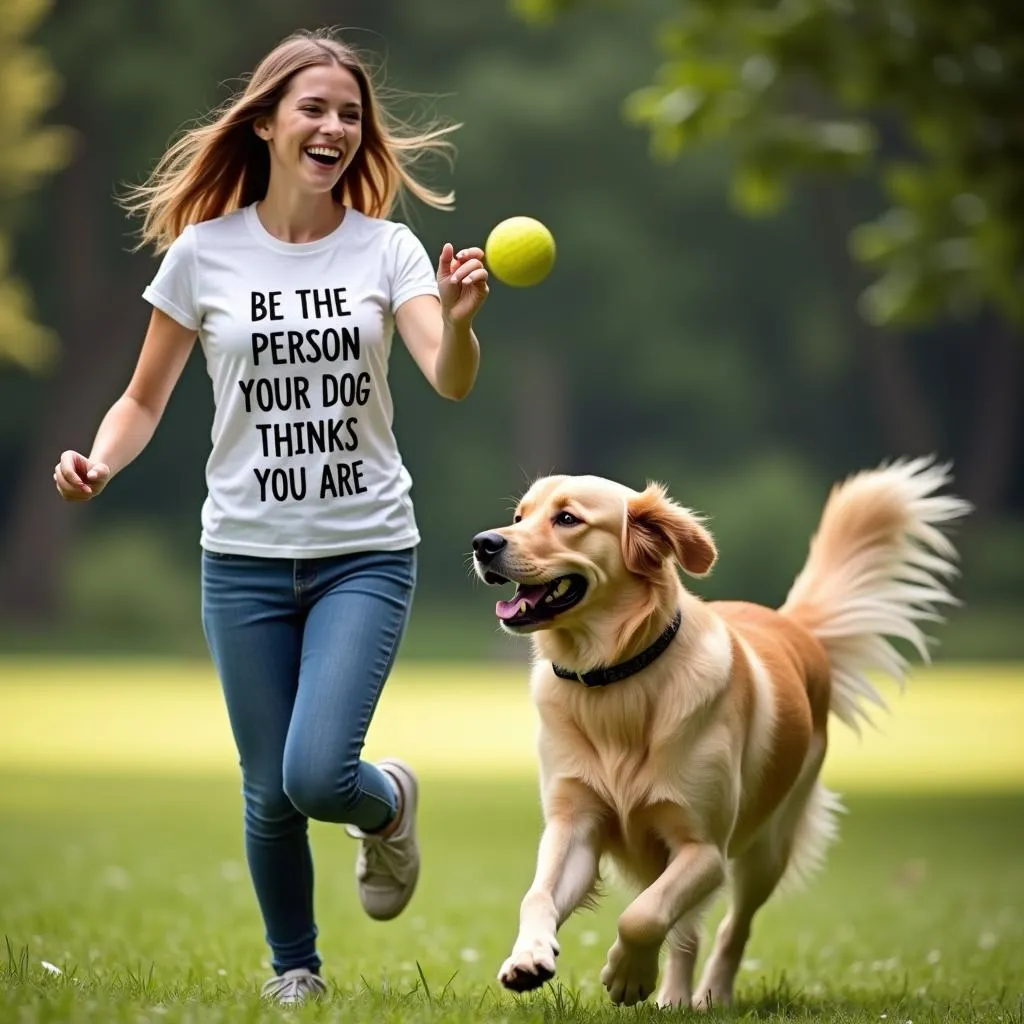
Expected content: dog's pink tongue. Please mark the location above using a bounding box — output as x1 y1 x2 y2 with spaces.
496 584 548 620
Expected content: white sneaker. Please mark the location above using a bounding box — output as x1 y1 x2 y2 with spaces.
260 967 327 1004
345 758 420 921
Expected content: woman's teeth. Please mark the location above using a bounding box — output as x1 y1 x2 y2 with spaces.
305 146 341 165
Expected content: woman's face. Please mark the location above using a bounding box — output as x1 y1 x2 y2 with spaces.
258 63 364 196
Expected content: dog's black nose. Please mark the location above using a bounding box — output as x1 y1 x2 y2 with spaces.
472 531 507 563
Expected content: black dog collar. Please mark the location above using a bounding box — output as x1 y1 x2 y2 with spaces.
551 610 683 688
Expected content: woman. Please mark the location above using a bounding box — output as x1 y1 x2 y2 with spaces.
53 28 488 1003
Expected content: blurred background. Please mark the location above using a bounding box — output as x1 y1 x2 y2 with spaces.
0 0 1021 660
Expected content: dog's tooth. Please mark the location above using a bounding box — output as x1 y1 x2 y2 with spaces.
554 579 570 598
518 599 528 615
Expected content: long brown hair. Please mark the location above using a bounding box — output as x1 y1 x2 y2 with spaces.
121 29 457 252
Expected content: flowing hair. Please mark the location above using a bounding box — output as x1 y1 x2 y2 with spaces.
120 28 457 252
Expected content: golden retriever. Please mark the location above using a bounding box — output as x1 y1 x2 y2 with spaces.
470 457 969 1009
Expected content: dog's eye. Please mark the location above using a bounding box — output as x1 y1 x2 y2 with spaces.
554 510 582 527
512 513 523 524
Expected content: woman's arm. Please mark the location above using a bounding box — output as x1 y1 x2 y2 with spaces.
55 307 196 499
395 243 488 402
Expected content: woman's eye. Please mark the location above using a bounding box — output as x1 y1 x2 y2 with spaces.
554 510 581 527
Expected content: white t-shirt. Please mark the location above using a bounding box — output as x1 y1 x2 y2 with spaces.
142 202 439 558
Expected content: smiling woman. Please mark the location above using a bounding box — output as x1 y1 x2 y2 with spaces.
119 31 459 248
253 64 365 229
51 25 490 1008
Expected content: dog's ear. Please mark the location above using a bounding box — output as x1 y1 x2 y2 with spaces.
623 482 717 578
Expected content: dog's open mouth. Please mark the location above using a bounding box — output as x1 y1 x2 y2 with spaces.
487 573 588 626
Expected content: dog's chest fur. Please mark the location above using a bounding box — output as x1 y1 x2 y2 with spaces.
530 629 741 866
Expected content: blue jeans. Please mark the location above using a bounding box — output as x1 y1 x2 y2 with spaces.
200 547 417 975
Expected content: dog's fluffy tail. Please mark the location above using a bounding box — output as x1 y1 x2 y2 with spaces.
780 456 971 732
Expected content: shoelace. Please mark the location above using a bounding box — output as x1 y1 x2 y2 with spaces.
262 972 324 1002
360 833 413 881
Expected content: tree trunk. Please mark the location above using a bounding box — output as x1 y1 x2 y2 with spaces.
513 344 570 479
962 318 1022 520
0 132 148 622
805 182 938 456
805 182 1021 523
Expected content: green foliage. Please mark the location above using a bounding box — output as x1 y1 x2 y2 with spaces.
517 0 1024 327
685 450 825 605
62 523 207 651
0 0 72 371
38 2 359 215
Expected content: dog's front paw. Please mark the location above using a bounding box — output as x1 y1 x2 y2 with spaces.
498 934 560 993
600 936 660 1006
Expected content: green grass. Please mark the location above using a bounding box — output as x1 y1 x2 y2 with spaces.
1 661 1023 1023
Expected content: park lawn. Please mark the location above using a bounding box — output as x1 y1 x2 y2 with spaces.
1 659 1022 1023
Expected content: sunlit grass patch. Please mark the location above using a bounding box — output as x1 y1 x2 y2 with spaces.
1 659 1022 791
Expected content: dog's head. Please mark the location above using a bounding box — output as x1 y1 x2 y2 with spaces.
472 474 717 640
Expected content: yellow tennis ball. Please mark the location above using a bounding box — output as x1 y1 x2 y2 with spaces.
485 216 556 287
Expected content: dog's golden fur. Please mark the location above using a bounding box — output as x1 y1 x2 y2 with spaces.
472 458 969 1008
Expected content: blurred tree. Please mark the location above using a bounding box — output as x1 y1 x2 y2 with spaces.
514 0 1023 517
0 0 72 372
516 0 1024 327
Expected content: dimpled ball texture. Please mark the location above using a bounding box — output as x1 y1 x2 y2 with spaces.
484 216 556 288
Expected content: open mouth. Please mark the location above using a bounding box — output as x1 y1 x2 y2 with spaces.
487 573 588 627
304 145 342 168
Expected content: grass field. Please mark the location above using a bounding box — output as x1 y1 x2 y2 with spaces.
1 659 1023 1023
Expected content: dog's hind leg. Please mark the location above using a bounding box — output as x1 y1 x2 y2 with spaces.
655 919 701 1008
691 835 788 1011
693 769 839 1010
